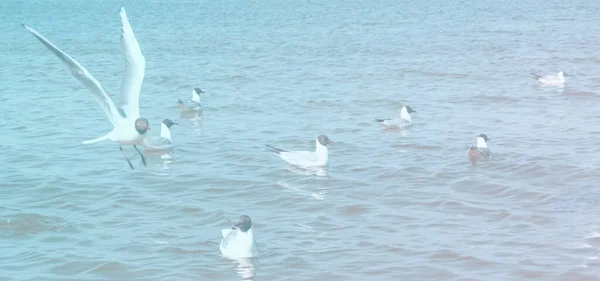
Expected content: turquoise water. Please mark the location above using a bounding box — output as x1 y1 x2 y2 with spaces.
2 0 600 280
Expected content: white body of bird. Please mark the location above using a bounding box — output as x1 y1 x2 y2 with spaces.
266 135 333 168
219 228 258 259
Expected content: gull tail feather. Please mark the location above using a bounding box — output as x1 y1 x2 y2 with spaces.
82 132 112 145
266 144 288 154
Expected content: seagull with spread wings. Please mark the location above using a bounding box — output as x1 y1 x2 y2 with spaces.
23 8 150 169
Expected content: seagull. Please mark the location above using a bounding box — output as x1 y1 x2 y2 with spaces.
266 135 333 168
531 71 567 86
467 134 491 165
374 105 416 129
220 215 259 259
22 7 149 170
141 119 176 153
178 88 203 112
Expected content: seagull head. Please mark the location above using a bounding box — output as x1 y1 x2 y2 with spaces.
318 135 334 146
234 215 252 232
135 118 150 134
162 119 177 129
478 133 489 142
193 88 204 96
403 105 416 114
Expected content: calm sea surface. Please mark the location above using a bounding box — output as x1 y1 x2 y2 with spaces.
2 0 600 280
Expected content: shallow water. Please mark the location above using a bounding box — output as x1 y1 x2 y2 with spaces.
2 0 600 280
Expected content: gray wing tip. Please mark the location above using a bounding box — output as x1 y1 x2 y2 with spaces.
119 7 127 22
266 144 287 154
21 23 33 33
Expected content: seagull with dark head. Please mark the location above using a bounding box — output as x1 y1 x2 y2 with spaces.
220 215 259 259
178 88 203 112
266 135 334 168
22 7 150 170
375 105 416 129
141 119 177 153
467 133 491 165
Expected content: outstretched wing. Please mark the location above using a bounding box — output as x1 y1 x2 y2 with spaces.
118 7 146 119
22 24 122 126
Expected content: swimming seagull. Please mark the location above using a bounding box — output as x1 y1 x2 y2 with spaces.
220 215 259 259
531 71 567 86
374 105 416 129
141 119 176 153
467 134 491 165
266 135 333 168
178 88 203 112
22 7 149 170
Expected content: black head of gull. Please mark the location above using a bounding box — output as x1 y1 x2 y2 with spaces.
193 88 204 94
404 105 416 113
318 135 333 146
478 133 489 142
134 118 150 135
234 215 252 232
162 119 177 128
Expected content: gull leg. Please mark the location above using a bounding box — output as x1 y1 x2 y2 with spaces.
120 146 134 170
134 145 147 166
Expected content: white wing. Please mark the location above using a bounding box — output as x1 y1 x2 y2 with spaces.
22 24 122 126
280 150 318 166
118 7 146 119
378 117 410 128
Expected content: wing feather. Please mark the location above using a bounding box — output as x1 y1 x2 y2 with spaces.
22 24 121 126
118 7 146 119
